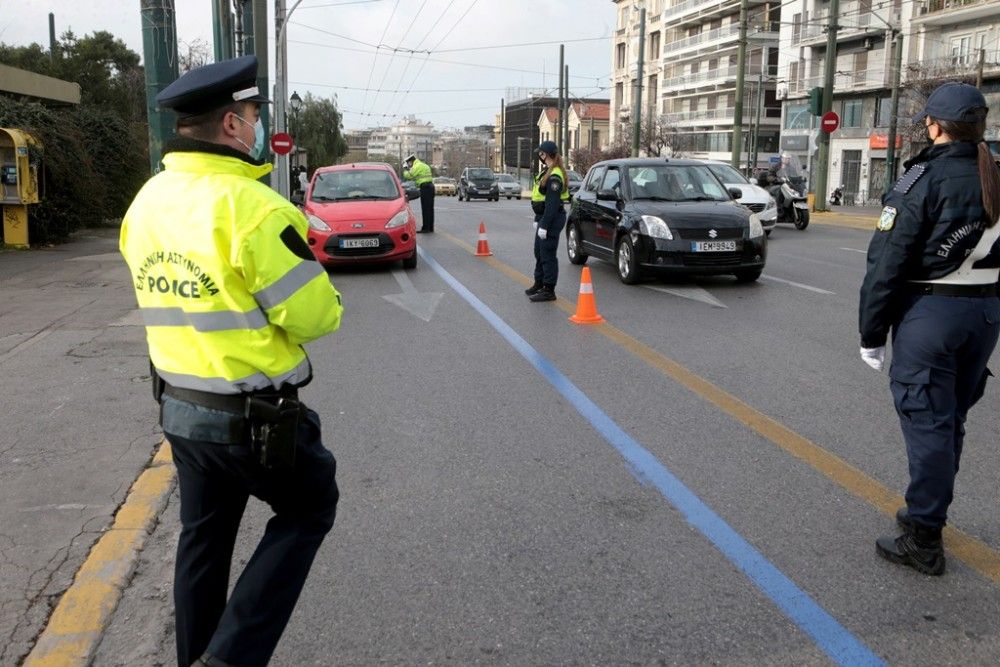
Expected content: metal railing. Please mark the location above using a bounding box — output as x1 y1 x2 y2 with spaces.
907 51 1000 80
664 106 736 123
664 22 742 54
787 69 888 94
662 64 778 89
663 0 767 21
925 0 997 13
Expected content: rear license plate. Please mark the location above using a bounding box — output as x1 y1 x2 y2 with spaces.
341 237 379 249
691 241 737 252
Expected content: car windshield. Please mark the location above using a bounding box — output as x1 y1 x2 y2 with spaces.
497 174 516 182
706 164 749 185
468 169 493 180
628 165 729 202
312 170 400 201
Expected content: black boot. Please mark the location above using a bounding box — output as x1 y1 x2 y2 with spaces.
876 524 945 576
525 282 543 296
528 285 556 302
895 507 915 531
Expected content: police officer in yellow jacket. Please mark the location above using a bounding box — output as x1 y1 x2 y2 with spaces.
525 141 570 302
119 56 343 667
403 153 435 233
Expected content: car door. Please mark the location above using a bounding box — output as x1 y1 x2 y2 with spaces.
573 165 605 250
592 166 623 255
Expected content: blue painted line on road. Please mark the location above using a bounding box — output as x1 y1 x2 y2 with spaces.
418 246 885 667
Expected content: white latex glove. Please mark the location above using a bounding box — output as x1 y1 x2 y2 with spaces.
533 222 538 231
537 227 547 240
860 346 885 371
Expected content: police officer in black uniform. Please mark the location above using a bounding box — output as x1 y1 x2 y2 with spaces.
525 141 568 302
859 82 1000 576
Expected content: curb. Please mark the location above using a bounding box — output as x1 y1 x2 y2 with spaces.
810 211 876 231
24 442 176 666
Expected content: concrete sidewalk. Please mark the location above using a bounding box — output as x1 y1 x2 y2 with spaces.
0 229 164 665
810 204 881 231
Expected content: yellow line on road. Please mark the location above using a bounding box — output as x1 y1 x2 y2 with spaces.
811 211 877 231
441 231 1000 584
24 442 176 666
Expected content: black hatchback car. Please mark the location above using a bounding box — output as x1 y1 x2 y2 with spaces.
566 158 767 284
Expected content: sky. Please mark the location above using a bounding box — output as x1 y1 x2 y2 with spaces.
3 0 617 131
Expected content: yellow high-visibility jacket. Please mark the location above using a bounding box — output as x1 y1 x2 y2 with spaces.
404 159 433 185
120 140 343 394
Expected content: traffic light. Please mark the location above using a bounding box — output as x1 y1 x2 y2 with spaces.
808 87 824 116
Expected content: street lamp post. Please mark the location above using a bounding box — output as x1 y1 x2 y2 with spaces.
289 90 303 170
517 137 527 189
274 0 305 199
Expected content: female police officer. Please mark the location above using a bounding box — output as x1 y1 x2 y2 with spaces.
525 140 570 302
859 82 1000 576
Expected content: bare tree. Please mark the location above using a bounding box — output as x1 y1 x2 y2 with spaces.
178 38 211 74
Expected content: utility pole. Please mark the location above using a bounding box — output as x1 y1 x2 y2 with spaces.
212 0 234 61
565 64 571 159
813 0 839 213
48 13 57 62
731 0 749 168
558 45 565 152
632 5 646 157
251 0 269 175
500 98 505 173
140 0 179 175
885 30 904 195
275 0 305 198
751 68 763 171
977 47 986 87
233 0 246 57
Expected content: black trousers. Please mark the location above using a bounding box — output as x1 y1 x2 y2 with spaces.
532 209 566 286
166 406 339 667
419 182 435 231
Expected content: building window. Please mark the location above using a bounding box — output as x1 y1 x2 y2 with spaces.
617 43 627 69
792 13 801 43
648 75 657 114
876 97 892 127
952 35 973 66
648 32 661 61
842 99 863 128
784 103 810 129
615 82 624 109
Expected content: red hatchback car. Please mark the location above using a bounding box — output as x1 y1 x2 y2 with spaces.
300 163 418 269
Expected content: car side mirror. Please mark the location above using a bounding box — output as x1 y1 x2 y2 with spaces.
290 192 304 206
728 187 743 200
597 188 620 202
748 177 758 185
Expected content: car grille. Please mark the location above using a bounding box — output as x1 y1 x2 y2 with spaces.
744 203 766 213
675 227 742 240
682 253 745 267
325 233 396 257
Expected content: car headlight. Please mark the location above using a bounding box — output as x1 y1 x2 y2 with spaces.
765 196 777 210
749 213 764 239
639 215 673 240
385 210 409 229
307 214 331 232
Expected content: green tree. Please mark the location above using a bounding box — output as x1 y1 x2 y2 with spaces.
289 93 348 171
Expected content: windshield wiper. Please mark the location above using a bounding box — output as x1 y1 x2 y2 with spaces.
685 196 723 202
635 195 681 202
311 195 337 201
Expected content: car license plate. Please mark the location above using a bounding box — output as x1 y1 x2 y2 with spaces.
340 237 379 249
691 241 737 252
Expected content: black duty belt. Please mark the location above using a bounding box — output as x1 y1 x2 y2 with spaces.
908 283 999 297
162 383 298 414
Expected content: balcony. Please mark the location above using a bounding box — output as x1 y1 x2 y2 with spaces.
662 0 768 27
906 52 1000 83
795 12 889 48
664 22 741 56
915 0 1000 25
787 69 889 95
664 106 736 125
662 64 778 91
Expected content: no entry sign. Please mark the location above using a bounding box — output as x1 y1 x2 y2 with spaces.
270 132 294 155
820 111 840 134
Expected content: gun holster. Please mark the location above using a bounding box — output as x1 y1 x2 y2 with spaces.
531 200 545 215
246 396 302 470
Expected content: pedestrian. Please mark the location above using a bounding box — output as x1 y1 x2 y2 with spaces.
119 55 344 665
859 81 1000 576
525 140 569 302
298 165 309 194
403 153 434 233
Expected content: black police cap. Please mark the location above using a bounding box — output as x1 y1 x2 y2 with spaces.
913 82 989 124
156 55 269 116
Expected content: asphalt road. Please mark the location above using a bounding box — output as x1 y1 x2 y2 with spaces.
21 200 1000 666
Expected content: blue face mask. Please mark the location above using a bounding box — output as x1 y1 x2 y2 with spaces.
235 113 265 160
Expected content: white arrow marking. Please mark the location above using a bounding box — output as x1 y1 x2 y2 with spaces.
839 247 867 254
760 274 835 294
382 270 443 322
642 285 727 308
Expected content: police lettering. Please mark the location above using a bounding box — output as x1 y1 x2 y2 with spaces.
133 249 219 295
147 275 201 299
937 221 983 258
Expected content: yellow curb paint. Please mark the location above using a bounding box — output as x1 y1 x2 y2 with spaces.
24 441 176 667
811 212 877 231
441 231 1000 585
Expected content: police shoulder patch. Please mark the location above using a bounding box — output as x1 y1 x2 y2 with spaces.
877 206 897 232
550 178 562 192
892 163 927 194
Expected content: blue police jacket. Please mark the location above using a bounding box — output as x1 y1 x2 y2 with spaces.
537 172 566 233
859 141 1000 348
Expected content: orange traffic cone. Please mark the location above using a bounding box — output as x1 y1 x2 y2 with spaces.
475 221 493 257
569 267 605 325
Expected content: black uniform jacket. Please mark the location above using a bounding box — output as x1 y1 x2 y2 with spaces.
859 141 1000 348
538 173 565 233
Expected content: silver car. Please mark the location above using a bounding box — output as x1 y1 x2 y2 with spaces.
495 173 522 200
702 161 777 235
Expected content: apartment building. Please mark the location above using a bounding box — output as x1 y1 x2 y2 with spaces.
610 0 782 166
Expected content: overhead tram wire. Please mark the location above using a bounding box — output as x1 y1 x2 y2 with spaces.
359 0 400 115
387 0 481 120
297 0 387 8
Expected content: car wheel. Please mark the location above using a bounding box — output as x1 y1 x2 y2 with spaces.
517 195 522 200
734 268 762 283
765 229 772 237
566 222 588 265
794 209 809 230
402 251 418 270
458 191 463 201
616 236 641 284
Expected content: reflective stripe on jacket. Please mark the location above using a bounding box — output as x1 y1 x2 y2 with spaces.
404 159 433 185
120 141 343 394
532 166 570 203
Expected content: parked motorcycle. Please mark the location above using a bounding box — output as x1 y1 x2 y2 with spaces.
767 157 810 230
830 185 844 206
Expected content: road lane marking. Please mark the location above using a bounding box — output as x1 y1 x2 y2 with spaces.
382 270 443 322
24 443 175 667
642 284 727 308
440 230 1000 586
839 247 867 254
760 274 836 294
419 245 883 665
